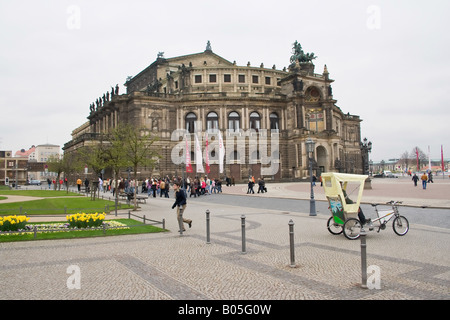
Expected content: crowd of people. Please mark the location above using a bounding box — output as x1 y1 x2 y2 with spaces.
411 171 434 189
76 175 241 198
246 176 267 194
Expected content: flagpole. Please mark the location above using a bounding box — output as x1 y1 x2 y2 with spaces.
183 134 187 191
428 145 431 172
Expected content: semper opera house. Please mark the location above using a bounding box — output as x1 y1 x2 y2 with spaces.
63 41 364 182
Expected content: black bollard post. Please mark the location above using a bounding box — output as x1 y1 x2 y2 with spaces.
241 215 246 254
289 219 296 268
360 228 368 289
206 209 211 244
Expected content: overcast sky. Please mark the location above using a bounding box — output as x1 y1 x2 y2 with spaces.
0 0 449 162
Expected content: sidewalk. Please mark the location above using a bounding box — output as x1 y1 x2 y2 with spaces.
0 178 449 301
222 177 450 208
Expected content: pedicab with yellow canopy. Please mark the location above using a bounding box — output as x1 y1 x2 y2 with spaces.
321 172 409 240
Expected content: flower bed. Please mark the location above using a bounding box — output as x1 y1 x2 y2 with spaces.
1 220 130 237
0 212 129 237
66 212 106 229
0 215 30 231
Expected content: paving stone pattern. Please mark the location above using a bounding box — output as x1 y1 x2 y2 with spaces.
0 179 449 300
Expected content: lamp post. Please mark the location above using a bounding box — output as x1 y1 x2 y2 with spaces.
360 137 372 175
305 138 316 216
360 137 373 189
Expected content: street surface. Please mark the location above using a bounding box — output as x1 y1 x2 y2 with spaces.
0 177 449 304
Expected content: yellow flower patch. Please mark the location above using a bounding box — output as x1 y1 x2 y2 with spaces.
0 215 30 231
66 212 106 229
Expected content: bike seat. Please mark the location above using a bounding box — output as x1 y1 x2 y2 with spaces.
371 203 379 207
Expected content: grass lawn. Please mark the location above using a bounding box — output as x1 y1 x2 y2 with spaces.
0 189 82 197
0 190 132 215
0 218 167 242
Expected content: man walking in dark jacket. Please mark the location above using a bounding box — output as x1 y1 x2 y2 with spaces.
172 182 192 234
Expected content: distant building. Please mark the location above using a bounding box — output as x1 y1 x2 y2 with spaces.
0 151 27 186
28 144 61 182
15 146 36 161
63 42 364 181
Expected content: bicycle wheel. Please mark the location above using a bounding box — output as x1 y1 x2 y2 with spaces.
327 217 343 235
343 218 362 240
393 215 409 236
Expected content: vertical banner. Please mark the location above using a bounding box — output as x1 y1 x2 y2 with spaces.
428 145 431 171
218 129 225 173
416 147 419 171
442 145 445 173
195 134 204 173
205 133 210 174
185 135 193 173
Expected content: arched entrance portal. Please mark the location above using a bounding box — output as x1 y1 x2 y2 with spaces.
316 145 328 176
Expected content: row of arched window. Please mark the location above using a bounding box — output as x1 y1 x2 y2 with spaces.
185 111 280 133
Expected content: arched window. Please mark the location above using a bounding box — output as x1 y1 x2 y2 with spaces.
206 112 218 130
270 112 279 132
228 111 240 132
185 112 197 133
249 112 260 132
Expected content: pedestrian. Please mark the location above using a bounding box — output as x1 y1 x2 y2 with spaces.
217 178 223 193
421 172 428 189
159 179 165 197
247 178 255 194
257 177 265 193
76 178 82 192
151 178 157 197
412 173 419 187
171 182 192 234
211 178 216 194
111 178 117 196
428 172 434 183
206 176 211 194
164 178 170 198
186 177 191 193
84 178 90 193
200 177 206 195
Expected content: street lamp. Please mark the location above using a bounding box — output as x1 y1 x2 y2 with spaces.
360 137 372 175
361 137 373 189
305 138 316 216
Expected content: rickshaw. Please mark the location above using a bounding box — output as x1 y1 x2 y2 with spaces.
321 172 409 240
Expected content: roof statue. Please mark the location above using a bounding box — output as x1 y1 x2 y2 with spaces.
205 40 212 52
290 41 317 66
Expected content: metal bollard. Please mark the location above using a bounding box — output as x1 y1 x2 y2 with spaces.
241 215 246 254
360 228 368 289
289 219 296 268
206 209 211 244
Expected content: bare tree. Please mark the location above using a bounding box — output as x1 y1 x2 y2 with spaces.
120 125 160 210
398 151 410 171
410 146 427 171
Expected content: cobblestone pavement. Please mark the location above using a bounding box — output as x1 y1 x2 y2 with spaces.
0 178 449 301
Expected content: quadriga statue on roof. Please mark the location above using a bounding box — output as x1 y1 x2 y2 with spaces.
290 40 317 66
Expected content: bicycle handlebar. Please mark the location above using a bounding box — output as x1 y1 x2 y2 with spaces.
386 200 403 205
